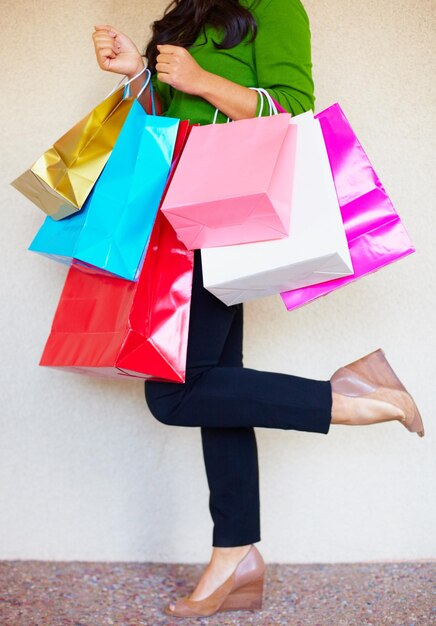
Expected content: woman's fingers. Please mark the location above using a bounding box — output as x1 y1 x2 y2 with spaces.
156 53 173 64
92 31 114 39
92 31 117 42
156 53 176 75
155 62 171 73
100 47 117 59
94 36 120 52
156 72 170 85
93 36 118 64
93 34 115 45
156 44 180 53
93 35 118 57
94 24 118 35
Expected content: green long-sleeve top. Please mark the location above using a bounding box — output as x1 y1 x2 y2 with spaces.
151 0 315 125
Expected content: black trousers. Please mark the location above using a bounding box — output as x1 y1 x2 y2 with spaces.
144 250 333 547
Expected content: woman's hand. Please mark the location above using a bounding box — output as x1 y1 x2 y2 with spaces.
156 42 258 120
156 44 209 96
92 25 145 77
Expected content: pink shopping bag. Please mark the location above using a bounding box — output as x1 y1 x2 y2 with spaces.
279 102 415 311
160 113 298 249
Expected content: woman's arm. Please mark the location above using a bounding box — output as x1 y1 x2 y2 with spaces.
155 44 258 121
201 73 259 120
253 0 315 116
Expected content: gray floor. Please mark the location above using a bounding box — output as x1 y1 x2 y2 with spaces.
0 559 434 625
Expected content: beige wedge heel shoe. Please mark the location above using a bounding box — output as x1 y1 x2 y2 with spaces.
163 544 265 618
331 348 424 437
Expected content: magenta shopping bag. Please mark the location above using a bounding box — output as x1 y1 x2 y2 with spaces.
278 102 415 311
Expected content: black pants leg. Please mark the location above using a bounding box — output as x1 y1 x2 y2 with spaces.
145 250 333 546
200 298 260 546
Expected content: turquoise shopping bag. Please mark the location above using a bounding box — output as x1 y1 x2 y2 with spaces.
29 97 180 281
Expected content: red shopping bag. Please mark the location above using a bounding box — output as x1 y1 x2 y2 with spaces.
39 122 195 382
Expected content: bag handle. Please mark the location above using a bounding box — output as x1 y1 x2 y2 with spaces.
148 80 156 116
254 88 279 116
106 65 151 99
212 87 279 124
105 65 157 115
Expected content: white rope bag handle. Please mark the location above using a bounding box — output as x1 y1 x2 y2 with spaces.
106 65 151 99
252 87 279 116
212 87 279 124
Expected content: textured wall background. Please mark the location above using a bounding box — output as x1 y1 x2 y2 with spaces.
1 0 435 563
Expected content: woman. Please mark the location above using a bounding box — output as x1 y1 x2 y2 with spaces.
92 0 424 618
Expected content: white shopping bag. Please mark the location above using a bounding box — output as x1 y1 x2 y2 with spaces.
201 110 354 306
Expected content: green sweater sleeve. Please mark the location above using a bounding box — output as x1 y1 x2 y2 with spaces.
253 0 315 117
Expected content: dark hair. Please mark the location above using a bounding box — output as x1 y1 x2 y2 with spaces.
143 0 258 72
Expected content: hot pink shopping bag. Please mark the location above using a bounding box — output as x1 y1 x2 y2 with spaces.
279 102 415 311
161 113 298 249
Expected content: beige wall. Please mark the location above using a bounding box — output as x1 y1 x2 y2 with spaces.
1 0 435 563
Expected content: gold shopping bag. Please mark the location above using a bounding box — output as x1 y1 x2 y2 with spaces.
11 67 150 220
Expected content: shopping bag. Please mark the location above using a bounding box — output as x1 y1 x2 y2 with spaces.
280 103 415 311
160 110 298 249
201 110 353 305
10 67 150 221
28 102 181 281
39 209 194 381
38 121 195 381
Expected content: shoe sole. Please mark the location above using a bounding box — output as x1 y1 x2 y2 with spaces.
163 576 264 617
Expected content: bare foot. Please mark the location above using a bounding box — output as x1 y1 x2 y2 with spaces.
169 545 252 611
